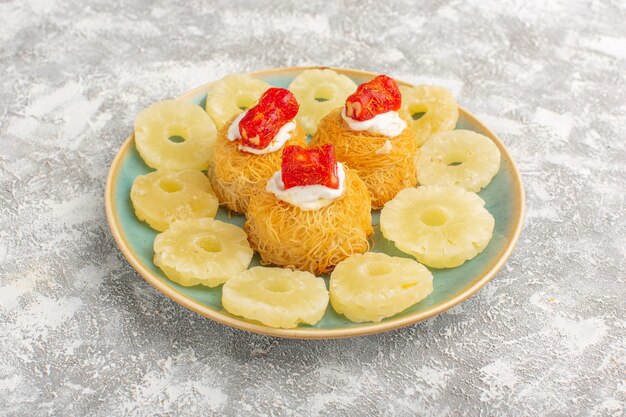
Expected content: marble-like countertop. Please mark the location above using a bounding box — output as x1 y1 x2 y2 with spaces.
1 0 624 415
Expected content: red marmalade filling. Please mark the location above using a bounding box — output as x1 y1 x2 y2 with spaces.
344 74 401 121
239 87 299 150
281 144 340 190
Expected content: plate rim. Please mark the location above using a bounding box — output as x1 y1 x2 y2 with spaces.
104 66 526 339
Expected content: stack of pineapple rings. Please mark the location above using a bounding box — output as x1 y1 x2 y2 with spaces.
130 69 501 329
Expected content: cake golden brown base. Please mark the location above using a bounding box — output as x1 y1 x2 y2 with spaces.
208 117 306 214
311 108 417 209
245 167 373 275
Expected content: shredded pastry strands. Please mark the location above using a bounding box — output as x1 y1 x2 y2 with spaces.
245 167 373 275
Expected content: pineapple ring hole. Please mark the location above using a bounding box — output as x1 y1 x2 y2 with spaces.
313 85 335 102
196 236 222 253
168 135 186 143
409 104 428 121
420 207 449 227
263 278 292 293
365 262 393 277
444 152 467 167
159 179 183 193
236 94 257 110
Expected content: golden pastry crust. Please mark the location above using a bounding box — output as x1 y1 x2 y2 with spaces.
245 167 373 275
208 117 306 214
311 108 417 209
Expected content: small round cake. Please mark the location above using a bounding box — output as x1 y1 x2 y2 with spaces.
311 75 418 209
245 144 373 275
208 88 306 214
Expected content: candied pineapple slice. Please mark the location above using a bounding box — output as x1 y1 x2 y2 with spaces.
153 218 253 287
130 170 219 231
289 69 357 135
330 252 433 323
399 85 458 146
222 267 329 328
205 74 271 129
381 186 495 268
417 130 501 192
134 100 217 170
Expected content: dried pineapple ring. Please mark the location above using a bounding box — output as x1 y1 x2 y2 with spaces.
381 186 495 268
417 130 501 192
130 170 219 231
205 74 271 129
399 85 458 146
289 69 357 135
222 267 329 328
153 218 253 287
134 100 217 170
330 252 433 323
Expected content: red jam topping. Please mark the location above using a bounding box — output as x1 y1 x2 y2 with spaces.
344 74 401 121
281 144 340 190
239 87 299 150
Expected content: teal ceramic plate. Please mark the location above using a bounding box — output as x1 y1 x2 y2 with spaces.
105 67 525 339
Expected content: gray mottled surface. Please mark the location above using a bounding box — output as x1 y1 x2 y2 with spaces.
1 0 625 415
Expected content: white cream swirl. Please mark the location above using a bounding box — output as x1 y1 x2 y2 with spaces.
266 163 346 211
341 108 406 138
